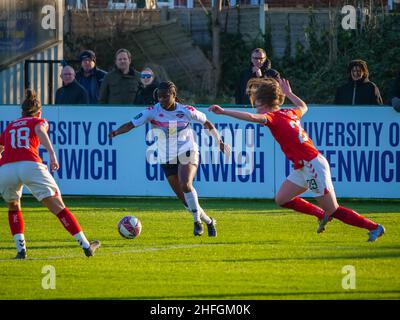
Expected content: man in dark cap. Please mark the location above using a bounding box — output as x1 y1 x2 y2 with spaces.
76 50 107 104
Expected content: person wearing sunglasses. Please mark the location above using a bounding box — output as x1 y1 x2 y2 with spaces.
235 48 280 106
134 67 159 105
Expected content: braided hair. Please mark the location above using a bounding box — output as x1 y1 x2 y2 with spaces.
153 81 181 103
22 89 41 117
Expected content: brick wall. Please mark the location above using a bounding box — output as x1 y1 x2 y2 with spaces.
66 9 161 38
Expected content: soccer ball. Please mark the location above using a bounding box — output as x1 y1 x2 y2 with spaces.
118 216 142 239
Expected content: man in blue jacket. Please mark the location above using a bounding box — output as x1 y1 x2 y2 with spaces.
76 50 107 104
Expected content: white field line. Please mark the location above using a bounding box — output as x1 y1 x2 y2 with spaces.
0 243 226 261
0 243 366 261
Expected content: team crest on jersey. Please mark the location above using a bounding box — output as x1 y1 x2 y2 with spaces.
176 112 185 118
158 113 164 117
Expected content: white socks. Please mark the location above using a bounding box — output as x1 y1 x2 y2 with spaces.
14 233 26 252
198 208 212 225
73 231 90 249
183 189 202 222
183 191 212 224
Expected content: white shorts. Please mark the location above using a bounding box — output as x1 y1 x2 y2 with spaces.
287 154 335 197
0 161 61 202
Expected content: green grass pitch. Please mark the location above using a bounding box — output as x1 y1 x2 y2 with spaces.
0 197 399 300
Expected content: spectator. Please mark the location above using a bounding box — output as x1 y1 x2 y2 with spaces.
334 59 383 105
75 50 107 104
99 48 140 104
134 67 158 105
235 48 280 105
55 66 89 105
388 71 400 112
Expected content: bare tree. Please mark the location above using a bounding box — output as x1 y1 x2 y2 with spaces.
211 0 223 97
328 1 339 65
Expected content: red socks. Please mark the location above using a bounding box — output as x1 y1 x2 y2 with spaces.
8 210 24 235
281 199 377 231
281 197 325 219
56 208 82 235
332 206 378 231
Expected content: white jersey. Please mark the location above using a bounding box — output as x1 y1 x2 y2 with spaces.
131 103 207 163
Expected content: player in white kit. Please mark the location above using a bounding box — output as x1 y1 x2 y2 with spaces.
109 81 231 236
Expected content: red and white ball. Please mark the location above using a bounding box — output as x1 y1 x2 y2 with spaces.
118 216 142 239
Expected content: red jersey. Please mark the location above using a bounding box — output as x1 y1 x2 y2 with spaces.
0 117 48 166
264 108 319 169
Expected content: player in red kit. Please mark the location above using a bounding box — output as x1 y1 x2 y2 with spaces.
209 77 385 242
0 89 100 259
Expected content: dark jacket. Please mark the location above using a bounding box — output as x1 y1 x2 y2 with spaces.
235 59 280 105
99 67 140 104
334 77 383 105
55 80 89 105
389 72 400 112
76 67 107 104
389 72 400 102
134 82 158 105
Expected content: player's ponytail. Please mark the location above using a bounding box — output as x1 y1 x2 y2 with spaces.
22 89 41 116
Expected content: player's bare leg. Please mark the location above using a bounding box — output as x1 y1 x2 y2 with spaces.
314 190 339 233
275 179 308 205
166 174 187 205
41 195 100 256
276 179 325 219
8 200 26 259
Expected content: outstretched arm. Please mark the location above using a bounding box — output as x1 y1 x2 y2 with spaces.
35 123 59 171
208 105 267 124
108 121 135 139
203 120 231 155
278 78 308 115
